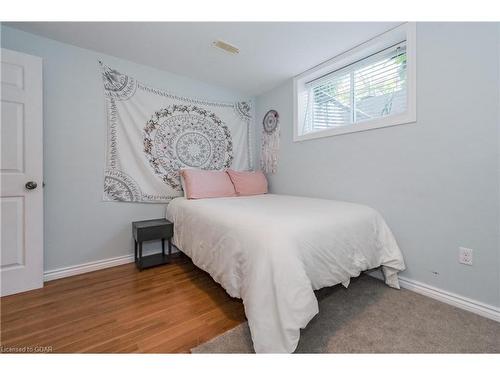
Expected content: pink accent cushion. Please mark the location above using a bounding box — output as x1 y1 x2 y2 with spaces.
180 169 236 199
227 170 268 196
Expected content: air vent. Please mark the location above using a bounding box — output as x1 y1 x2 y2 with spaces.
213 40 239 54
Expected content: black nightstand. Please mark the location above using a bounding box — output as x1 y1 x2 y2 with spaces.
132 219 173 271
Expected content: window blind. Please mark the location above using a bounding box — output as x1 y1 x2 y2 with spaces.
303 41 407 134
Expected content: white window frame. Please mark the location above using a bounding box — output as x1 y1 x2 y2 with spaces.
293 22 416 142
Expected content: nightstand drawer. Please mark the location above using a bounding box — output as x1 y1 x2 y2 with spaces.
135 225 172 242
132 219 173 242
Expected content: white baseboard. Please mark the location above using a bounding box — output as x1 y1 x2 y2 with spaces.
43 254 135 281
368 270 500 323
43 248 178 282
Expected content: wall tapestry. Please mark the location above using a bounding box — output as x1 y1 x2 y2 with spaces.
260 109 280 174
100 62 253 202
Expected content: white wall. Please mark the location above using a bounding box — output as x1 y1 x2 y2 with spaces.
1 25 253 272
255 23 500 307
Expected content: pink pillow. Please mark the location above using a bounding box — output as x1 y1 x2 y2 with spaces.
180 169 236 199
227 170 268 196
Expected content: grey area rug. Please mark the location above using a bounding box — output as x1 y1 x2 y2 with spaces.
192 275 500 353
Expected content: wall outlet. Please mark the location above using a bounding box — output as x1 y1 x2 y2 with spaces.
459 247 473 266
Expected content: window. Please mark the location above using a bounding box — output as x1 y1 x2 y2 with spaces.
304 43 407 132
294 23 416 141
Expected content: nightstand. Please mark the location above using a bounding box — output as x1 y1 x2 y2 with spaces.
132 218 173 271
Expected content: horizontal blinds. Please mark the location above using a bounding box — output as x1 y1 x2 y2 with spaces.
311 72 350 128
354 44 407 121
304 41 407 132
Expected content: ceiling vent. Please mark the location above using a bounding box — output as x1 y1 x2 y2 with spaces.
213 40 239 55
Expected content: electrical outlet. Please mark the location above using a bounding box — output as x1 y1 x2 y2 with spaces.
459 247 473 266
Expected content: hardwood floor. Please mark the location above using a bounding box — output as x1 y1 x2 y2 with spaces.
0 254 246 353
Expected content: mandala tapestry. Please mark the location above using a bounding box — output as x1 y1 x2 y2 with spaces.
100 62 253 202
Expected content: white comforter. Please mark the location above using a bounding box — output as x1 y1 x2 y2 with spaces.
166 194 405 353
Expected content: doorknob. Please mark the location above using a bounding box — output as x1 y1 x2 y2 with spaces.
25 181 38 190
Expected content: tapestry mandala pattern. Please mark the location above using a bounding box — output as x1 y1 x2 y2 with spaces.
100 62 253 203
104 169 142 202
101 63 137 101
143 105 233 190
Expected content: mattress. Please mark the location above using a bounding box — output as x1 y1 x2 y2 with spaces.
166 194 405 353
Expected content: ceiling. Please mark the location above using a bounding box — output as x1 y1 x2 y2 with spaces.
6 22 400 96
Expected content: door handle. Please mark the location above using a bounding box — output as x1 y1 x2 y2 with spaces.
25 181 38 190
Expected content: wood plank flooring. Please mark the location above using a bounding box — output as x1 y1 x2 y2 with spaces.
0 254 246 353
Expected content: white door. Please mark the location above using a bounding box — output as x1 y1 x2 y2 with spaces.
1 48 43 296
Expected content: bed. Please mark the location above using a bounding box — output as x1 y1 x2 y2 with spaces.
166 194 405 353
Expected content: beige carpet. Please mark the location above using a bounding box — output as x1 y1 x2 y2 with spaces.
191 275 500 353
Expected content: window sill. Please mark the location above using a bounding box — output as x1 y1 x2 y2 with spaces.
293 111 416 142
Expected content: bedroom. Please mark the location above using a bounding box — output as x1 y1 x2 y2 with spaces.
1 0 499 372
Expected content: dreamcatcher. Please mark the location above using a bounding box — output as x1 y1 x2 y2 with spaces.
260 110 280 174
